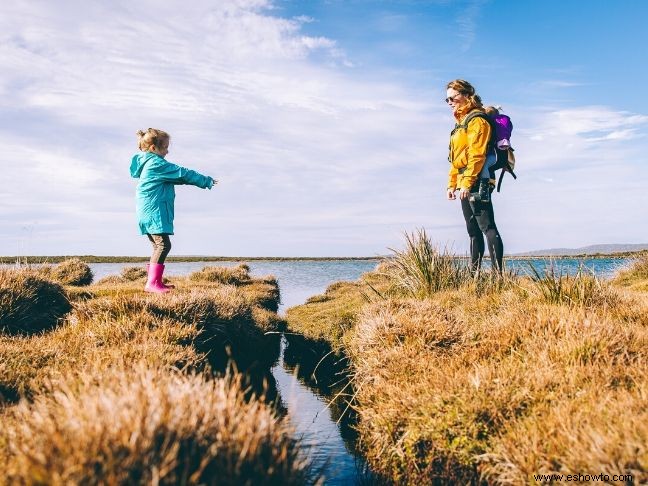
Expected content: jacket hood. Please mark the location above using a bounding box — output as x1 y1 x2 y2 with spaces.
130 152 158 178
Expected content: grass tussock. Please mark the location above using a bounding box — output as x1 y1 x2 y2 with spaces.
386 229 472 297
0 269 72 335
525 261 620 308
285 271 390 351
121 265 148 281
96 265 148 285
189 263 252 285
613 253 648 290
49 258 94 286
0 298 202 400
0 364 309 485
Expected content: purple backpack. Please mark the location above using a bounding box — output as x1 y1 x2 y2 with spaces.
489 113 516 191
493 114 513 146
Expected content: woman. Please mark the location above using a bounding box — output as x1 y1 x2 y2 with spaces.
446 79 504 272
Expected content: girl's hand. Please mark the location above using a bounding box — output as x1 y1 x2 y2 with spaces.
459 188 470 200
447 188 456 200
210 178 219 188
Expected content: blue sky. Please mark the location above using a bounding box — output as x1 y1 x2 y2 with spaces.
1 0 647 257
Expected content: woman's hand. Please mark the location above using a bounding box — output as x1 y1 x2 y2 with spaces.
459 188 471 200
209 177 219 188
447 188 456 200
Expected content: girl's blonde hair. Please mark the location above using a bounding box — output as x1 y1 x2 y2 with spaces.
136 128 170 152
446 79 483 110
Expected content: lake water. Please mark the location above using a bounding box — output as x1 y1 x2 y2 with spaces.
77 257 633 484
88 256 629 299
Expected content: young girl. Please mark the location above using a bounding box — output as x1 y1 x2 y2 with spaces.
130 128 217 293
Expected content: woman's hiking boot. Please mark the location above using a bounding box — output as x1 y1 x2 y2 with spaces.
145 263 171 293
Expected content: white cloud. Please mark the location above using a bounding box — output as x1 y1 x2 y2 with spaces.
0 0 451 256
1 1 647 257
455 0 486 52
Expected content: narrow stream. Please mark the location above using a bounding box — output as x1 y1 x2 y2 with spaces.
272 336 374 484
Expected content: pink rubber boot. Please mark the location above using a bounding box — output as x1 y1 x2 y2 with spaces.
146 264 174 289
145 263 170 293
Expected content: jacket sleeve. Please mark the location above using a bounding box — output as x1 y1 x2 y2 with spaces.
447 165 459 190
156 161 213 189
459 118 491 190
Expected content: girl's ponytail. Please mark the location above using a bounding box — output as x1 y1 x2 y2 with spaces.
136 128 170 152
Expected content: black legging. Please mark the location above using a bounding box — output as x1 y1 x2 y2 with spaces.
461 198 504 272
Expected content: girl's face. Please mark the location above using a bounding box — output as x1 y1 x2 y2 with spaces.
150 141 169 157
445 88 468 111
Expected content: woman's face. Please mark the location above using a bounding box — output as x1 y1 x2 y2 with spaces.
445 88 468 111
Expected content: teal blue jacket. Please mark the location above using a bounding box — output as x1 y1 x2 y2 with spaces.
130 152 212 235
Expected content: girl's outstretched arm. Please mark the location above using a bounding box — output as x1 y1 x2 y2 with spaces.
156 160 214 189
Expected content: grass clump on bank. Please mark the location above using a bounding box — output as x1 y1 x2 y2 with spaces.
49 258 94 286
285 231 647 484
189 263 252 285
526 261 619 308
0 364 308 485
285 272 390 351
387 229 472 297
0 269 72 335
613 253 648 291
348 297 646 484
96 265 148 285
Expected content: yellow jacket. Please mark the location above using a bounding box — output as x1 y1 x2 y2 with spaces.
447 108 492 191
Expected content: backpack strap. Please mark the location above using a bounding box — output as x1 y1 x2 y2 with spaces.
496 159 517 192
460 111 497 150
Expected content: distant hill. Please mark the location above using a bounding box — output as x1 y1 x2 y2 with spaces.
514 244 648 257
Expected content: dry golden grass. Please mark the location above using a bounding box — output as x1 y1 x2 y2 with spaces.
0 269 72 335
285 271 390 351
0 267 283 401
287 258 648 484
95 265 148 285
0 363 309 485
613 254 648 291
347 290 647 484
189 263 251 285
49 258 94 286
0 296 201 401
0 264 310 483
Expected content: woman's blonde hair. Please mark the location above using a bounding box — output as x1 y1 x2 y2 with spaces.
136 128 170 152
446 79 483 109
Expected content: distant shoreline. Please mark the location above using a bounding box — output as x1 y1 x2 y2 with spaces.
1 251 645 264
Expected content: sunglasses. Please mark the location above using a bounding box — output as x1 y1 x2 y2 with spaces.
445 94 463 104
